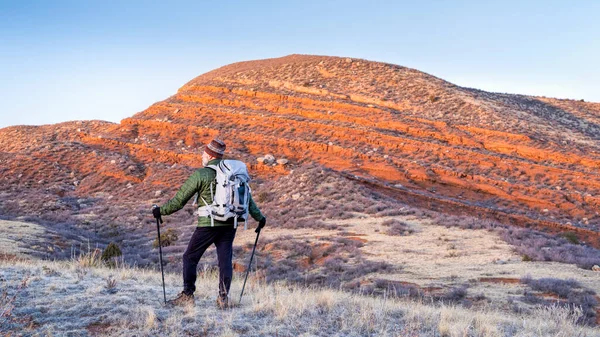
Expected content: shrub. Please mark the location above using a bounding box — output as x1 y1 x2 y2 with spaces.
254 191 272 203
442 285 469 304
522 254 533 262
562 232 579 244
153 228 179 248
382 219 413 236
101 242 123 267
521 276 582 298
105 276 118 294
521 276 598 326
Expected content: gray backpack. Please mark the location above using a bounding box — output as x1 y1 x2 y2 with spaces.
196 160 251 229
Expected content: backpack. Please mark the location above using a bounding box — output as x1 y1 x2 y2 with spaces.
196 160 251 229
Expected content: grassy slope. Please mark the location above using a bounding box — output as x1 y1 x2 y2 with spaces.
1 257 599 337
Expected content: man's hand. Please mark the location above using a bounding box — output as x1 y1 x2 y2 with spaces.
256 216 266 233
152 205 163 223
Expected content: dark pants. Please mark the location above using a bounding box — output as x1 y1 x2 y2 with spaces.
182 226 237 298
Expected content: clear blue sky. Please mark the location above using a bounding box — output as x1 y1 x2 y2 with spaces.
1 0 598 128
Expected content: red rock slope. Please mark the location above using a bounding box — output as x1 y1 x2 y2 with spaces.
1 54 599 243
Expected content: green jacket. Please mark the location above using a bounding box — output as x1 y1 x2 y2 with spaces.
160 159 264 227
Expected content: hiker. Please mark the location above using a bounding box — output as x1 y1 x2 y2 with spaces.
152 138 267 308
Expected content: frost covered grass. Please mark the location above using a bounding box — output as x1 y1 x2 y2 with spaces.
1 257 599 337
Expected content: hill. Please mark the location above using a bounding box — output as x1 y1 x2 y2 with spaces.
1 55 600 331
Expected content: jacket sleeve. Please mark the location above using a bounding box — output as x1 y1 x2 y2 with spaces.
248 193 265 221
161 171 202 216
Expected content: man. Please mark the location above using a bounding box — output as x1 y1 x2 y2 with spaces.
152 138 266 308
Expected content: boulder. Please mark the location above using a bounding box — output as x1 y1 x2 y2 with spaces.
592 265 600 272
257 157 265 164
276 158 289 165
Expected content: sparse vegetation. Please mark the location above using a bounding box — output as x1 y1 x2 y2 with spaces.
521 276 598 326
1 258 599 336
434 214 600 269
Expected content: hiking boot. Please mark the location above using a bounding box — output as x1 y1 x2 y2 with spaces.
216 296 230 310
167 291 195 306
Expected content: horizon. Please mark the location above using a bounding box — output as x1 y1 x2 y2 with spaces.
1 0 599 129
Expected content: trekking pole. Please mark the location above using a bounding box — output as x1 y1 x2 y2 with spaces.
239 228 261 304
155 216 167 304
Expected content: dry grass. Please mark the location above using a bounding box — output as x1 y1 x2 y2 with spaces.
1 257 599 336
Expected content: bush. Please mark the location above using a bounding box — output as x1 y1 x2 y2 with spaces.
153 228 179 248
382 219 413 236
562 232 579 244
521 276 598 326
521 276 582 298
101 242 122 266
522 254 533 262
254 191 272 203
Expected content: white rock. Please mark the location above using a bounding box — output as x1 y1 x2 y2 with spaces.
276 158 289 165
592 265 600 272
264 154 275 164
110 160 116 164
126 183 133 189
257 157 265 164
292 193 301 200
155 190 162 197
